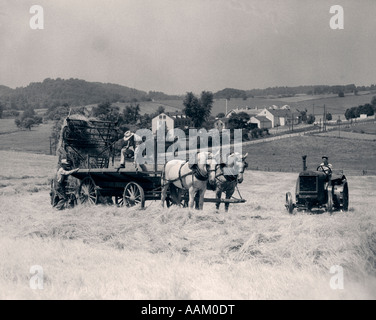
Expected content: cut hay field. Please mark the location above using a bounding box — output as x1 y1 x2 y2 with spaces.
0 150 375 300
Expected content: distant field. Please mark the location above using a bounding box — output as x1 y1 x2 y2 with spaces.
114 100 183 115
211 93 375 117
0 119 53 154
242 134 376 173
0 119 18 134
342 122 376 135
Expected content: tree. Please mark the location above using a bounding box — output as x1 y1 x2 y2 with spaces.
157 106 165 114
228 112 250 129
338 91 345 97
91 101 121 122
216 112 225 119
371 96 376 108
123 104 140 124
22 118 36 130
183 91 213 128
307 114 316 124
345 107 356 120
297 109 307 123
14 107 42 130
326 113 332 121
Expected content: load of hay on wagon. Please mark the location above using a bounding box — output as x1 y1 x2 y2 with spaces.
56 114 119 169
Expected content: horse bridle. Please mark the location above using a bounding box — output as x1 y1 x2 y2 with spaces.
214 161 247 181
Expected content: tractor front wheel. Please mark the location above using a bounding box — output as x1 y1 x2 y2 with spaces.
285 192 294 214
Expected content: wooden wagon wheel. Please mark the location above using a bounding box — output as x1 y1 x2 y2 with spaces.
285 192 294 214
78 176 99 205
123 182 145 208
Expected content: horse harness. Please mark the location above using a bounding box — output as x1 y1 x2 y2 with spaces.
163 161 215 190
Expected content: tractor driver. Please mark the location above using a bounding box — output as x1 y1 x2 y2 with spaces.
317 156 333 190
317 156 333 176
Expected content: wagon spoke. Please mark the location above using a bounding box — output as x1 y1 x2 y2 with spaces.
123 182 145 208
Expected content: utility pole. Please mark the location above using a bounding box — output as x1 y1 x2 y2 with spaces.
323 104 326 131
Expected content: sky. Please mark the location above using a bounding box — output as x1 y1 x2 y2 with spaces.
0 0 375 95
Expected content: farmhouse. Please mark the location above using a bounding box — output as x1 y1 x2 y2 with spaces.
257 108 292 127
151 112 193 135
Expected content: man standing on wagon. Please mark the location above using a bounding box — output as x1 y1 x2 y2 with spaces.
118 131 136 169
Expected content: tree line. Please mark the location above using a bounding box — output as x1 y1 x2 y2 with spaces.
344 96 376 120
214 84 376 100
0 78 180 111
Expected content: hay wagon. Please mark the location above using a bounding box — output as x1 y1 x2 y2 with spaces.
70 168 246 209
51 116 246 209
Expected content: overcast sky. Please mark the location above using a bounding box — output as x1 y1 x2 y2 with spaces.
0 0 375 94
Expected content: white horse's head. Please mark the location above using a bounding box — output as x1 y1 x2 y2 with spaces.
196 151 217 185
225 152 248 183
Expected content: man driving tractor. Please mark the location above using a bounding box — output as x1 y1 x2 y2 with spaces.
317 155 332 189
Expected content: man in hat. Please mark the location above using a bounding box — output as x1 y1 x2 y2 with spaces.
118 131 136 168
318 156 333 176
53 159 79 210
318 156 333 190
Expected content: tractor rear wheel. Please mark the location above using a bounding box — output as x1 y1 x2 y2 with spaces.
285 192 294 214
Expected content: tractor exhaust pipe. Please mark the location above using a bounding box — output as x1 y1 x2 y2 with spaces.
302 155 307 171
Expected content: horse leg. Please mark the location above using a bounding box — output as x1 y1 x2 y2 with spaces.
197 188 206 210
161 182 169 208
188 187 196 209
215 190 222 210
225 191 232 212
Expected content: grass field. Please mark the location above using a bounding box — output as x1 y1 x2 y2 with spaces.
341 122 376 135
0 119 53 154
242 134 376 174
0 150 375 299
211 93 375 117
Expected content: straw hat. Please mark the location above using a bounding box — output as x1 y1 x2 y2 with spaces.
123 131 134 141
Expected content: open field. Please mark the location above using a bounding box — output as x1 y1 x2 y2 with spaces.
0 150 375 299
0 119 53 154
341 122 376 135
211 93 375 117
242 134 376 174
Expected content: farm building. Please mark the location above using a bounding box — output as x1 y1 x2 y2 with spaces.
249 116 272 129
257 108 292 127
213 118 229 131
225 107 261 118
151 112 193 135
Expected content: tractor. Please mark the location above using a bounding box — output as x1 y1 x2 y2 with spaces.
285 155 349 214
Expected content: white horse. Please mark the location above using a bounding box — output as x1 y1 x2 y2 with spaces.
161 152 217 210
211 152 248 212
